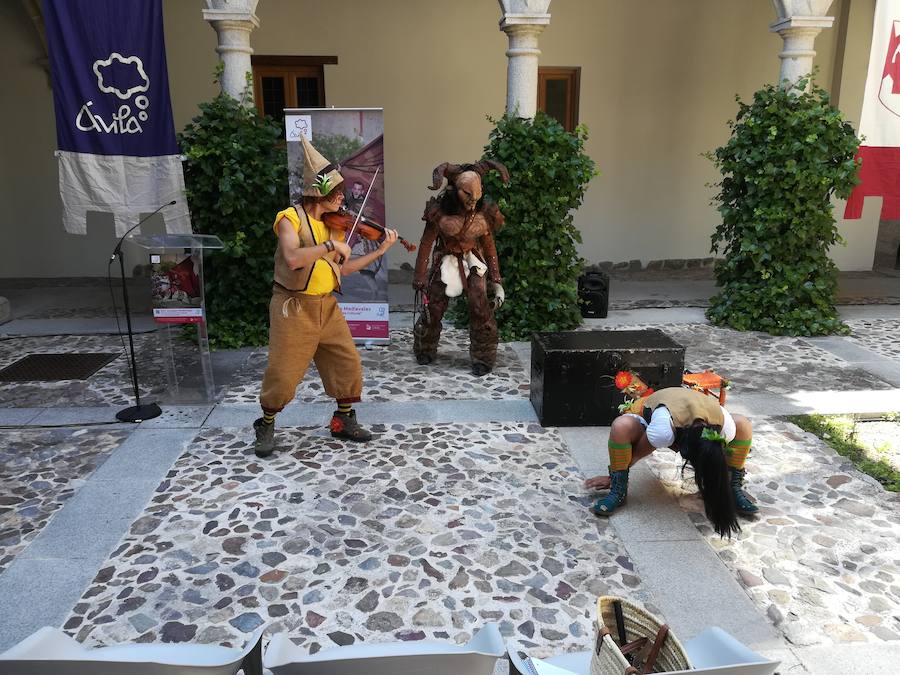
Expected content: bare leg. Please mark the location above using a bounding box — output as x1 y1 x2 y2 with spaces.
584 416 656 490
728 413 758 514
732 414 752 445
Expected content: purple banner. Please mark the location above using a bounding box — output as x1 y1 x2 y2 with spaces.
44 0 178 156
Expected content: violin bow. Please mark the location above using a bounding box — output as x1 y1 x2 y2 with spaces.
346 165 381 245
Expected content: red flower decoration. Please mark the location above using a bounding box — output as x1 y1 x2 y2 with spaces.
614 371 633 390
644 388 655 397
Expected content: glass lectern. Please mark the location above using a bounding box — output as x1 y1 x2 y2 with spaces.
129 233 224 404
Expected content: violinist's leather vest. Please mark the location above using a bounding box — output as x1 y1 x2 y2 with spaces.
273 205 342 293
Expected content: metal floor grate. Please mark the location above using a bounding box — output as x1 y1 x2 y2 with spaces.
0 353 120 382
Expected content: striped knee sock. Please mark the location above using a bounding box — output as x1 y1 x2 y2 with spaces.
726 439 751 470
262 412 276 426
608 441 633 472
337 402 352 415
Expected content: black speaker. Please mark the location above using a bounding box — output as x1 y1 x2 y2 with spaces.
578 269 609 318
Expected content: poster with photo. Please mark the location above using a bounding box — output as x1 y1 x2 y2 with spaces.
150 252 204 324
285 108 389 342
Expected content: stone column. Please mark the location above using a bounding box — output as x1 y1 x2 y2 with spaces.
769 0 835 90
203 0 260 101
498 0 552 119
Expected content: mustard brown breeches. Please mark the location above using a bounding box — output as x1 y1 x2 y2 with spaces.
260 288 362 413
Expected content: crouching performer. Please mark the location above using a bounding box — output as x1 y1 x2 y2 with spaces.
584 387 758 537
253 136 398 457
412 160 509 376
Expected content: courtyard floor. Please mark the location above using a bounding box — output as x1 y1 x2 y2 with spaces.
0 274 898 673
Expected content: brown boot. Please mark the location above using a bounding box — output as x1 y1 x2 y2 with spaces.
253 418 276 458
329 410 372 442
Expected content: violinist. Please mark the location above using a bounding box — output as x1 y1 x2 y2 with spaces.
253 135 398 458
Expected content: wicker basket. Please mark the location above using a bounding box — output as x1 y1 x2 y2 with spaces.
589 596 692 674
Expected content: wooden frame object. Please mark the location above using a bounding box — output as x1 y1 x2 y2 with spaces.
250 55 337 120
538 66 581 132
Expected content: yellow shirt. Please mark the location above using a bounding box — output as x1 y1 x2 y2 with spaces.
273 207 343 295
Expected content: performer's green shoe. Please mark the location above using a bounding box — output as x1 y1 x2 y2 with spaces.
591 468 629 516
730 468 759 515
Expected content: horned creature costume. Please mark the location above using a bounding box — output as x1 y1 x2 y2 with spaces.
412 161 509 376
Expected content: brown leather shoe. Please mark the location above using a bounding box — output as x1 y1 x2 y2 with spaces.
329 410 372 442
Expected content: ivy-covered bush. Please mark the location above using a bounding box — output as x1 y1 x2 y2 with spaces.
452 112 598 341
706 78 860 336
178 80 287 348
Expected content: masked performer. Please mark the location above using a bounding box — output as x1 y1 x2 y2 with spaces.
584 386 758 537
412 161 509 376
253 136 398 457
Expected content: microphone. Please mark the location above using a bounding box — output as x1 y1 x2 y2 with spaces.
107 199 177 423
112 200 177 258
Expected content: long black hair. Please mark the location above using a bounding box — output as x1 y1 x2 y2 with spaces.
680 423 740 538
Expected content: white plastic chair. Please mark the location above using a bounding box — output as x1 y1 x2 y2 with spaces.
0 625 265 675
264 622 505 675
508 627 779 675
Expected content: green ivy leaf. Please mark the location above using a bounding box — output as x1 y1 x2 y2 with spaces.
704 77 859 336
178 70 288 347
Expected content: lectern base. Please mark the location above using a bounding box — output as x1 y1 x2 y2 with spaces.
116 403 163 423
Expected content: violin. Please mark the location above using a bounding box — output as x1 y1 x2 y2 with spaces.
322 207 416 252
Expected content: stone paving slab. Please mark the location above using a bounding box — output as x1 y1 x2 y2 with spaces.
0 427 129 573
205 400 538 429
724 389 900 418
0 408 43 425
62 423 643 657
644 418 900 647
220 328 530 405
0 317 157 335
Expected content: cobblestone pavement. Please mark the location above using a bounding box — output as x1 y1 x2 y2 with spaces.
0 427 129 573
583 323 893 395
3 324 891 409
845 319 900 361
62 423 643 656
2 316 899 658
658 324 893 396
0 335 164 407
220 328 530 404
645 418 900 646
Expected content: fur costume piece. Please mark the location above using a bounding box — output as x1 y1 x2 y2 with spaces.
413 160 509 374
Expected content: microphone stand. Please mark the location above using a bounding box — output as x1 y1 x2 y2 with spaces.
110 201 175 422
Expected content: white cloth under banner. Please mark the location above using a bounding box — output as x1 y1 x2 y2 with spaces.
44 0 191 236
56 151 191 236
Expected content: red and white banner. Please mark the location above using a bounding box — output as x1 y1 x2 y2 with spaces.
845 0 900 219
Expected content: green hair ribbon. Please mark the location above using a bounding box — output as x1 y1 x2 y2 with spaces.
701 427 727 445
